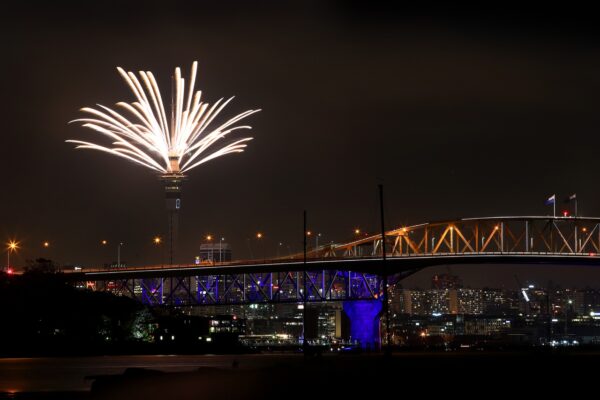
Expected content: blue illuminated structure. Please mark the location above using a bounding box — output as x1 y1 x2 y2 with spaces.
343 300 382 350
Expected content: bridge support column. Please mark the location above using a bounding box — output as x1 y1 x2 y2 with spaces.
343 300 382 350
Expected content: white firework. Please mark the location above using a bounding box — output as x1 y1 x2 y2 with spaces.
67 61 260 174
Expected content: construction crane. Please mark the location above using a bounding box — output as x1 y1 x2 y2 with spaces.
515 275 553 342
514 275 530 304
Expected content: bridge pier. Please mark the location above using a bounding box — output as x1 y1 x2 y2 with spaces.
343 300 382 350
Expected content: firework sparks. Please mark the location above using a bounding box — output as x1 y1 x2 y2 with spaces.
67 61 260 174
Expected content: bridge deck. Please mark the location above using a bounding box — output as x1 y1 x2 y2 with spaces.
65 252 600 281
54 215 600 306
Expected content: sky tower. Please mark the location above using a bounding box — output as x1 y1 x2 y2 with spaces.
162 155 185 264
68 61 260 265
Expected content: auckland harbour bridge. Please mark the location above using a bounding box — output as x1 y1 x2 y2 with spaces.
65 215 600 306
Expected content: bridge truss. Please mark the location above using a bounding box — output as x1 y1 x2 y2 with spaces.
73 216 600 307
84 270 383 306
330 216 600 258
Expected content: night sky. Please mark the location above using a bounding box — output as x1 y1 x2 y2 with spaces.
2 2 600 288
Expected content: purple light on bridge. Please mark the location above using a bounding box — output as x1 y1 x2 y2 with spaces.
343 300 382 350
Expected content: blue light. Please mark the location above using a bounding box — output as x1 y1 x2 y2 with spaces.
343 300 382 350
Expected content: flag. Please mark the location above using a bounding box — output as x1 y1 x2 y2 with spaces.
545 194 555 206
563 193 576 203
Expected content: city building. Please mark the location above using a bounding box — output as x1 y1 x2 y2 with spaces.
198 242 232 263
394 287 516 316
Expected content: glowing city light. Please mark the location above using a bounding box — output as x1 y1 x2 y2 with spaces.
7 241 19 252
67 61 260 175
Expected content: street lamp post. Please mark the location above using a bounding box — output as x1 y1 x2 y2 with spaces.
117 242 124 268
153 236 163 266
219 237 224 263
100 240 108 269
315 233 322 253
206 235 213 262
352 229 362 256
256 232 264 261
6 241 18 271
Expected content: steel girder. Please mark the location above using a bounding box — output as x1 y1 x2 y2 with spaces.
71 216 600 307
332 216 600 257
87 270 383 307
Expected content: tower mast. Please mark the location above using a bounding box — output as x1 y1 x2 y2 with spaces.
161 169 185 265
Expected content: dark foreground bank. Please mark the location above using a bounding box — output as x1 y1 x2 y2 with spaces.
1 351 599 399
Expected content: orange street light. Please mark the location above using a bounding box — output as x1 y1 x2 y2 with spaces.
306 231 312 237
6 240 19 269
153 236 162 245
43 241 50 248
354 228 360 235
256 232 263 239
101 240 108 245
206 235 213 241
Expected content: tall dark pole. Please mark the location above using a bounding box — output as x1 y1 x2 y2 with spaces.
303 210 308 356
379 184 391 357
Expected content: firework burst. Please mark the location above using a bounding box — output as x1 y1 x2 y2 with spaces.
67 61 260 174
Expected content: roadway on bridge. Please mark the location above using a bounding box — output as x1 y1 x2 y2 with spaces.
64 252 600 280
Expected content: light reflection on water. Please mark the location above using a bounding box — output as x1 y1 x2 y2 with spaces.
0 354 250 392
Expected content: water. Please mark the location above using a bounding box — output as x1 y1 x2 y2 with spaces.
1 351 597 399
0 354 279 393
